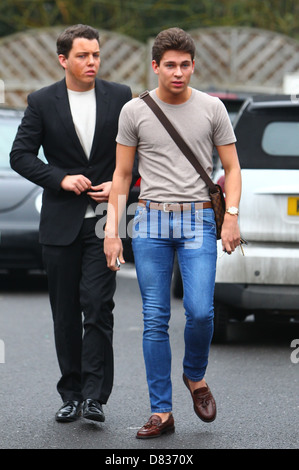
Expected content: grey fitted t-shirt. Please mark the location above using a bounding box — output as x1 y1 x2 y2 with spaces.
116 88 236 202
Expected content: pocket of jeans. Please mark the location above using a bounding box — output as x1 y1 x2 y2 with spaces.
133 206 146 226
195 208 216 227
132 206 147 240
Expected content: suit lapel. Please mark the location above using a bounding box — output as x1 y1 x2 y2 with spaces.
89 79 110 161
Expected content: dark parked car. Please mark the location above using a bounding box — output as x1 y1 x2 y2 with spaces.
0 108 44 275
213 94 299 342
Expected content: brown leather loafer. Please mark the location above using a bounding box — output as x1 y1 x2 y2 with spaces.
183 373 216 422
136 413 175 439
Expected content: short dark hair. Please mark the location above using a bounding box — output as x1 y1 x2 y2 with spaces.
56 24 100 57
152 27 195 65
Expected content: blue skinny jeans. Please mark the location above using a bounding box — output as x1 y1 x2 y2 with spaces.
132 202 217 413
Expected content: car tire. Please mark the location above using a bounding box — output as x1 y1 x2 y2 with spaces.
213 301 228 343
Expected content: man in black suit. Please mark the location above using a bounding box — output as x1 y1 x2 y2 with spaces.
10 24 132 423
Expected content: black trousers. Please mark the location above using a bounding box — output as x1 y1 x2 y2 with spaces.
42 218 116 404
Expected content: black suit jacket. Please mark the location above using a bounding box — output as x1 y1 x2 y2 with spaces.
10 78 132 245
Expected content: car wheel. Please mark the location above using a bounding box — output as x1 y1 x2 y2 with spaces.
213 301 228 343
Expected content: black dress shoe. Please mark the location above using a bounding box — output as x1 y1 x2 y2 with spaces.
82 399 105 422
55 400 82 422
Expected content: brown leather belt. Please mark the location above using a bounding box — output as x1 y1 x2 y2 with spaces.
138 199 212 212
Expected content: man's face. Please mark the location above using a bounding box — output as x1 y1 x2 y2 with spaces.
58 37 100 91
152 50 194 98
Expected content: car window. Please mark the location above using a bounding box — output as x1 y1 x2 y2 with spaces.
0 116 21 169
262 122 299 156
222 100 245 124
234 105 299 170
0 112 45 169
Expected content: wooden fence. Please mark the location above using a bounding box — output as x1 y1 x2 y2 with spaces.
1 26 299 107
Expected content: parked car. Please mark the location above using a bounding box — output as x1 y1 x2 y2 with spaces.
0 107 44 275
213 94 299 341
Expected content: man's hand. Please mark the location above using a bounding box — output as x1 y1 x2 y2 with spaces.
60 174 92 195
221 213 240 254
87 181 112 203
104 235 125 271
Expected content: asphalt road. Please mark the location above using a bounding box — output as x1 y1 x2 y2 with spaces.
0 264 298 453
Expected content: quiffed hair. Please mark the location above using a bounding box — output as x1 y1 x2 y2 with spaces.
56 24 100 57
152 27 195 65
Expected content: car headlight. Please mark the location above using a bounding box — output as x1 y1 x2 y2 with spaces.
35 193 42 214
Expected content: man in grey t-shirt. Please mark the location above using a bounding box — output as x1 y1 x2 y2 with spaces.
104 27 241 439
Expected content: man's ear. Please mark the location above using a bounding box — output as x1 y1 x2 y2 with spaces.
152 60 159 75
58 54 67 70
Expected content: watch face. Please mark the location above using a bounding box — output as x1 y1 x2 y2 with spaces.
227 207 239 215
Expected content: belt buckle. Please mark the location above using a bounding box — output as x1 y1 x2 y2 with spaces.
163 203 170 212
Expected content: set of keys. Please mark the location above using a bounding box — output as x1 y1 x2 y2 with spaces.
219 237 248 258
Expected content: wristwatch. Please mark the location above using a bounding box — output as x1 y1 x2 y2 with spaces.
226 206 239 216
